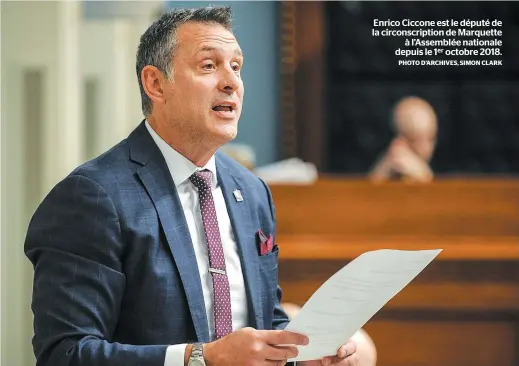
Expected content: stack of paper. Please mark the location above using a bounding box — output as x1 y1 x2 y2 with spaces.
255 158 318 184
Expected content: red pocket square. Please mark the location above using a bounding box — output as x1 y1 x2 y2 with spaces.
257 229 274 256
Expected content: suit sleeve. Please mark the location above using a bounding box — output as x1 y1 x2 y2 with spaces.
25 174 168 366
258 178 291 331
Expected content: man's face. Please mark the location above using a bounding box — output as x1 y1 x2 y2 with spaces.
395 106 437 162
407 130 436 162
162 22 244 145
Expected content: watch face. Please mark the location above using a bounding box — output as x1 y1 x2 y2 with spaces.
188 359 205 366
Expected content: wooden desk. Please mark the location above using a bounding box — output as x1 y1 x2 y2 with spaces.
270 177 519 366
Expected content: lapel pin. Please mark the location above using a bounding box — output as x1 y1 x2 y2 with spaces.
233 189 243 202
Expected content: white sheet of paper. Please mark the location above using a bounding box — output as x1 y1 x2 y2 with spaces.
283 249 442 362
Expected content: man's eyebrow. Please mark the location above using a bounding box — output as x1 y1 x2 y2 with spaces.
197 46 243 57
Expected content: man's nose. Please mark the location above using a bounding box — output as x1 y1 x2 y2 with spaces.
218 67 241 94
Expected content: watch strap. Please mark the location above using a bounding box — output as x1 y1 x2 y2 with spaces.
188 342 205 365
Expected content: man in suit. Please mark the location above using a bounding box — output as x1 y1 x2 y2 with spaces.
25 6 368 366
369 96 437 183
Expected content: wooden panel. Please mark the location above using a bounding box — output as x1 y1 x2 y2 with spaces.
294 2 325 169
271 179 519 366
279 1 326 168
279 258 519 366
277 236 519 261
363 320 517 366
279 1 297 158
270 178 519 237
279 260 519 312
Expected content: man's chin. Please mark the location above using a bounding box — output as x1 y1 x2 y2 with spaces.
214 125 238 143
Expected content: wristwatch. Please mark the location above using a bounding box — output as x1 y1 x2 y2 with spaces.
188 343 206 366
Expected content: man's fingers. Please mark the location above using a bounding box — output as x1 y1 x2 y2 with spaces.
321 356 335 366
259 329 309 346
338 341 356 358
264 344 299 360
347 354 360 366
264 361 287 366
322 353 360 366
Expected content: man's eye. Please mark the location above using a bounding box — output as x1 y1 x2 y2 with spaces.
232 64 241 72
203 63 215 70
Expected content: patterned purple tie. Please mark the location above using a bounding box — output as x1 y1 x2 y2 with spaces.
189 170 233 340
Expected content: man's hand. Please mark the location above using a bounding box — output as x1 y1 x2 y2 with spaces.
201 327 309 365
297 340 358 366
388 139 433 182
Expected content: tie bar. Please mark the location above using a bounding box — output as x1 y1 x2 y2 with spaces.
208 268 226 275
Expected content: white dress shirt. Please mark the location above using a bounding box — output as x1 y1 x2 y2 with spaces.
144 122 249 366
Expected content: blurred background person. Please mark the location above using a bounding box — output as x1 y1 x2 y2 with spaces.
369 96 437 183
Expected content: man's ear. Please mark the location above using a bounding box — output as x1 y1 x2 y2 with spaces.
141 65 167 106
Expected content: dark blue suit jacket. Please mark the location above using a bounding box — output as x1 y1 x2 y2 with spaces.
25 122 291 366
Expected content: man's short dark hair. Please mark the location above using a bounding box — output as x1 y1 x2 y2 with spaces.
136 6 233 116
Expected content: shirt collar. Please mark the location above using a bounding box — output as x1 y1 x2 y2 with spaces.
145 120 218 189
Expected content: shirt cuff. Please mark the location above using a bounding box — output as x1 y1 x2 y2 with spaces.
164 344 188 366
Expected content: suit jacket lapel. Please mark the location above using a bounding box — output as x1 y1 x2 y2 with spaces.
129 122 210 342
216 156 264 330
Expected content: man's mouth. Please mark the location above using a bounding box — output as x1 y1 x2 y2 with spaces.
211 101 237 113
212 105 234 112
